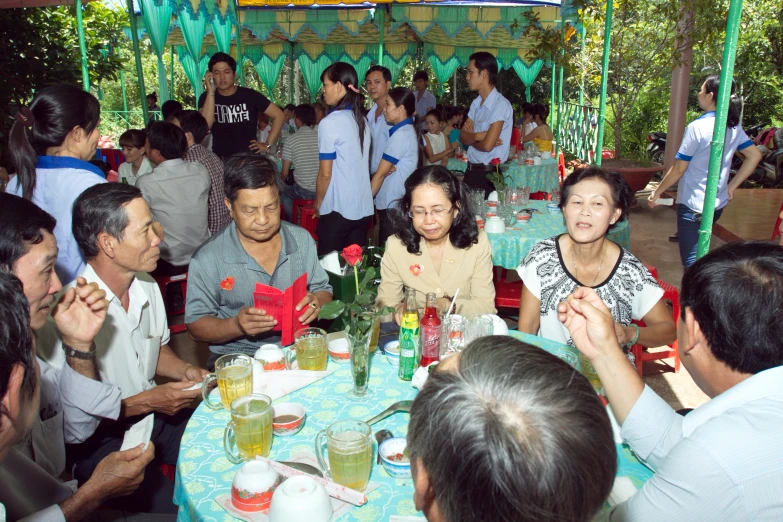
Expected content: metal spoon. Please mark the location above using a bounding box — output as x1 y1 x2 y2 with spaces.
280 461 324 478
365 400 413 426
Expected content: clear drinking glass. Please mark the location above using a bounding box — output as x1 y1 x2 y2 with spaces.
440 315 466 357
315 420 373 492
464 315 493 345
552 187 561 204
520 187 530 206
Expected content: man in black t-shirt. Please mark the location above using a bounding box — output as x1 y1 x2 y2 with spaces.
199 52 284 159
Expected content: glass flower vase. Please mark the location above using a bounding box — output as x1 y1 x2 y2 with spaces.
346 328 373 401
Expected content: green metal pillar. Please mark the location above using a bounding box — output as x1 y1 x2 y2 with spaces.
120 69 129 130
126 0 148 123
595 0 614 167
553 23 566 160
579 24 586 106
170 46 175 94
288 55 294 104
550 63 556 121
376 8 385 65
696 0 744 259
74 0 90 91
235 17 245 87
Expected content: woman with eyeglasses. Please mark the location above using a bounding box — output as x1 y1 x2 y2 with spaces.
377 166 496 323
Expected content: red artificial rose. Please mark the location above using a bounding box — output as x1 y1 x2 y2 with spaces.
410 264 423 276
220 276 235 291
341 244 363 267
490 157 501 166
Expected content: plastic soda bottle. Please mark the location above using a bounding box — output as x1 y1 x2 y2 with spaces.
419 293 441 367
398 288 420 381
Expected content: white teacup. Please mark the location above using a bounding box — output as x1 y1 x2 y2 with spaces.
232 460 281 512
268 475 332 522
255 344 286 371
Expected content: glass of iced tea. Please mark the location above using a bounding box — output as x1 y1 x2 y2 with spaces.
223 393 274 464
201 353 254 410
291 328 328 371
315 420 373 491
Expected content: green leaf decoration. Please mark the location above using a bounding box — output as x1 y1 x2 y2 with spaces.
318 300 346 320
359 267 376 289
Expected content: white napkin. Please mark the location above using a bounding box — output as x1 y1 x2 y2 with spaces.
390 517 427 522
119 413 153 452
411 364 434 390
606 406 624 444
253 366 337 401
319 251 342 275
606 477 638 506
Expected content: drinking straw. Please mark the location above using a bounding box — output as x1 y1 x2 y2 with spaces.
445 288 460 318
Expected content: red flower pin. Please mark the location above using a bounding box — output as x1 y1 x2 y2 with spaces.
410 264 423 276
220 276 235 291
490 157 501 166
341 244 363 267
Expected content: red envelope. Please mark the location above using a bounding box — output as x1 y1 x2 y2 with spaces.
253 273 308 346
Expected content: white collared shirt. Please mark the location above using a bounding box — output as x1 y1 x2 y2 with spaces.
466 87 513 165
607 366 783 521
36 264 170 399
368 102 391 173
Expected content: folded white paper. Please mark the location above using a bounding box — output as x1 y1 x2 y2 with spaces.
120 413 154 452
253 366 337 401
607 477 638 506
319 251 342 275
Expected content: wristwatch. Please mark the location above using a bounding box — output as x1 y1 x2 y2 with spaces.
63 342 97 360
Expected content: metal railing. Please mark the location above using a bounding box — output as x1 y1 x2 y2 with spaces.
557 102 599 164
101 110 161 141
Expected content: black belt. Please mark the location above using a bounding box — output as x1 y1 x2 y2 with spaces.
466 162 495 172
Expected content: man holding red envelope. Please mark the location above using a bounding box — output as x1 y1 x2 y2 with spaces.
186 154 333 368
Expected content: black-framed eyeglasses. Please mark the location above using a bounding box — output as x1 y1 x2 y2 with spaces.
407 207 454 219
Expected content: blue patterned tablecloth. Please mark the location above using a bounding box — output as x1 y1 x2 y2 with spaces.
486 200 631 269
447 158 559 194
174 332 651 521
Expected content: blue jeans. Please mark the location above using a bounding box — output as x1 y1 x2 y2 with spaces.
677 204 723 268
280 183 316 223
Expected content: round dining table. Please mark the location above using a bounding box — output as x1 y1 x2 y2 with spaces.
447 157 560 194
485 200 631 269
173 330 652 521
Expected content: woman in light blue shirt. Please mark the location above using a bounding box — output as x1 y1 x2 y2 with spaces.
371 87 423 246
315 62 374 256
649 75 762 267
8 84 106 283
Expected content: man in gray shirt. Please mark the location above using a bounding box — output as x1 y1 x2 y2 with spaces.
280 104 319 221
559 240 783 521
185 154 332 365
138 122 211 276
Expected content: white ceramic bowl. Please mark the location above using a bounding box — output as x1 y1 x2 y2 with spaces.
546 203 561 213
484 216 506 234
327 337 350 363
272 402 306 437
384 341 400 367
232 460 281 512
379 437 411 478
255 344 286 371
268 475 333 522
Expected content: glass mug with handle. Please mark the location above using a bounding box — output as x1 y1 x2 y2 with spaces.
315 420 373 492
285 328 328 371
223 393 274 464
202 353 254 410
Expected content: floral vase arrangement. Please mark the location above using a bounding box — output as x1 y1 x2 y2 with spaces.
486 157 511 204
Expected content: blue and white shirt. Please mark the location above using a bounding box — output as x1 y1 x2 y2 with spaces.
7 156 106 284
368 102 391 174
675 111 753 213
414 89 437 129
318 108 373 220
375 118 419 211
467 87 513 165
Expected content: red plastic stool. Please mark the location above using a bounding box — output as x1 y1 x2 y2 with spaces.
494 268 523 309
530 192 551 200
293 199 315 226
153 273 188 334
643 263 659 279
300 206 319 241
558 152 566 182
630 278 680 377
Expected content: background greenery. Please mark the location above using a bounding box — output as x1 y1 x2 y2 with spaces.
1 0 781 169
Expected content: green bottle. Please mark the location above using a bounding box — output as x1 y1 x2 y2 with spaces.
398 288 419 381
121 177 128 184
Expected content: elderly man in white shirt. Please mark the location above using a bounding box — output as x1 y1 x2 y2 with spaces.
558 240 783 521
36 184 209 515
0 194 155 521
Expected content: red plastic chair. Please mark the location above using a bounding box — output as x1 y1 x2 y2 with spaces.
293 199 315 226
558 152 566 182
772 202 783 242
530 192 550 201
510 127 522 151
643 263 659 280
630 278 680 378
494 268 523 309
153 273 188 334
99 149 125 172
300 206 319 241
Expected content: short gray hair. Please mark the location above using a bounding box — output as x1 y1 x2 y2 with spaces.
407 337 617 522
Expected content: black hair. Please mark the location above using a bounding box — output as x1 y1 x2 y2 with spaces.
444 105 462 122
209 52 236 73
161 100 184 122
680 241 783 374
469 51 499 86
388 87 424 168
390 166 478 253
9 84 101 200
223 154 281 203
294 104 316 127
284 104 296 112
460 106 471 128
0 193 57 271
320 62 368 151
413 70 428 83
367 65 392 83
559 167 633 231
119 129 146 149
425 109 444 122
521 102 535 115
703 75 741 128
72 183 143 259
146 121 187 161
0 271 38 417
175 110 209 144
535 103 550 123
147 92 158 103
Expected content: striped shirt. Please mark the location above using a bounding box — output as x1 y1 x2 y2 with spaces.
184 144 231 234
282 125 319 192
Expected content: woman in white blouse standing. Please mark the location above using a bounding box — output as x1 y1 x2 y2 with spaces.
517 168 676 360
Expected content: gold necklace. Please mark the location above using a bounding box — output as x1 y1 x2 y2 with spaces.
572 240 607 287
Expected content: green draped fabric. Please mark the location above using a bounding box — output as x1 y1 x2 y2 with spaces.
176 46 209 100
383 54 411 86
210 18 232 54
250 54 286 98
139 0 173 102
297 54 332 102
177 9 207 66
428 56 460 95
512 59 544 101
353 56 373 87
